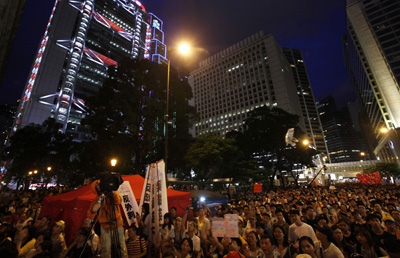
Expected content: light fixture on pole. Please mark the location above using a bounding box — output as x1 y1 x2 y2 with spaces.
165 43 191 180
111 158 117 167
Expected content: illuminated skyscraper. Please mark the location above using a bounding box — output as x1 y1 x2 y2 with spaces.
12 0 167 141
282 48 328 155
344 0 400 162
188 32 305 136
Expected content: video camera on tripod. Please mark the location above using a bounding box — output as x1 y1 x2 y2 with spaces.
98 172 124 193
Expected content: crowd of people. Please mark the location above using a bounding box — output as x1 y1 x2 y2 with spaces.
0 182 399 258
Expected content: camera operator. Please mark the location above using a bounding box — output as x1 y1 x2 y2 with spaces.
87 179 127 258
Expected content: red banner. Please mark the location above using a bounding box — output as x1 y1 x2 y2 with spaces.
357 171 381 185
254 184 262 193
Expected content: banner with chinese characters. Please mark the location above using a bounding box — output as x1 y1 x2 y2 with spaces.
117 181 140 226
356 171 382 185
139 160 168 246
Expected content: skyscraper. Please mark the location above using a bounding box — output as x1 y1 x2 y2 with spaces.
317 96 365 163
282 48 328 155
188 31 305 137
344 0 400 162
12 0 167 141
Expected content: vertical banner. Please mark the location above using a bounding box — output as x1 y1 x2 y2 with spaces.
139 160 168 246
118 181 140 226
254 183 262 193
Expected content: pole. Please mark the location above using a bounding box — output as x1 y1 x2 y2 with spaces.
164 57 170 184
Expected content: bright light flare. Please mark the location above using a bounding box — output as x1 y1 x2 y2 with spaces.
302 139 309 146
380 128 389 133
178 43 190 55
111 159 118 167
200 197 206 202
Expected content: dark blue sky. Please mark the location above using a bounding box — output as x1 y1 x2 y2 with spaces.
0 0 355 107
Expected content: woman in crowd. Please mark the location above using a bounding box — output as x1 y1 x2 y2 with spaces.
298 236 317 258
331 225 355 258
161 213 175 242
354 229 388 258
272 225 295 258
246 231 264 258
179 238 193 258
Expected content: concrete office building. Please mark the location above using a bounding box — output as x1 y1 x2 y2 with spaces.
188 31 305 137
344 0 400 163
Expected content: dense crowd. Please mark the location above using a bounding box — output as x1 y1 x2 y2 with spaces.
0 183 399 258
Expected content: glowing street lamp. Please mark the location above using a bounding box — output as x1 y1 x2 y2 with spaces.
47 166 52 172
302 139 310 146
110 158 117 167
28 171 33 176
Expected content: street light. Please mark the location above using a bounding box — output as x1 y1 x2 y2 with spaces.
165 43 192 178
110 158 117 167
47 166 52 172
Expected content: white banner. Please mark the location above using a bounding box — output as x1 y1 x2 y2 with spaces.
211 214 239 238
117 181 140 226
139 160 168 245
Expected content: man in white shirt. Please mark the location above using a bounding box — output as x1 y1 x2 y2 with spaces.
315 225 344 258
288 210 317 246
185 220 201 257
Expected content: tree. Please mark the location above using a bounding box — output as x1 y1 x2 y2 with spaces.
184 134 253 183
240 106 307 188
1 118 77 188
363 162 400 178
82 58 196 175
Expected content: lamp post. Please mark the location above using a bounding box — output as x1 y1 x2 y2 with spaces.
165 43 191 180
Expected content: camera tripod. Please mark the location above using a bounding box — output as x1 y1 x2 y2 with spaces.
80 191 124 258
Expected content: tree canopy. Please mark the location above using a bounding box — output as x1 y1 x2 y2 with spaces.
82 58 196 175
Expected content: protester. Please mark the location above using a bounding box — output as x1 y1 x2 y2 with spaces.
126 224 147 258
315 225 344 258
50 220 67 258
65 227 93 258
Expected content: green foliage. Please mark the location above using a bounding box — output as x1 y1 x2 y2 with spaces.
2 118 77 188
363 162 400 178
233 106 315 187
184 134 253 182
82 58 196 175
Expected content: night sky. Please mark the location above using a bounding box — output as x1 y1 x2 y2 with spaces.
0 0 355 108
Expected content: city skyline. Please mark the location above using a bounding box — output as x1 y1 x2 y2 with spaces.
1 0 354 108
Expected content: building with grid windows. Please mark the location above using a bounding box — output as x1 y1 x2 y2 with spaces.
12 0 167 141
188 31 305 137
344 0 400 163
282 48 328 155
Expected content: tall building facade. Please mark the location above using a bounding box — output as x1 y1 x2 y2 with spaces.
188 32 305 137
344 0 400 163
317 96 365 163
12 0 167 141
282 48 328 155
